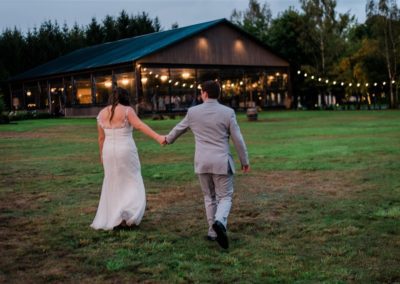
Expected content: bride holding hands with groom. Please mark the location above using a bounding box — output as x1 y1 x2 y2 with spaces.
91 80 249 250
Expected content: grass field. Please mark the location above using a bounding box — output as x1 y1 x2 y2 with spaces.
0 110 399 283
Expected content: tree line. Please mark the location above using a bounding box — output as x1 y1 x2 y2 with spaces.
231 0 400 108
0 10 161 83
0 0 399 108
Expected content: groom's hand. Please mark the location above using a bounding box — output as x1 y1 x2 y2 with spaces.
162 136 168 145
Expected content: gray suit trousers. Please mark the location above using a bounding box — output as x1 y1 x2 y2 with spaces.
198 173 233 237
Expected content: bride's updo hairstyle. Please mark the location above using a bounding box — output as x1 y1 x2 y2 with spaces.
109 87 131 122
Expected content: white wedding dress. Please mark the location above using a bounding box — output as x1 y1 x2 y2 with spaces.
91 107 146 230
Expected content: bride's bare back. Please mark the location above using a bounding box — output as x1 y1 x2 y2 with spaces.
97 104 130 129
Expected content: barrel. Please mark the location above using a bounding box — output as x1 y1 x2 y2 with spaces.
246 107 258 121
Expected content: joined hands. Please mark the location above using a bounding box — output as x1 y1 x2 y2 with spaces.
157 135 168 145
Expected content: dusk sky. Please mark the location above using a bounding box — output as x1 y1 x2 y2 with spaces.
1 0 367 33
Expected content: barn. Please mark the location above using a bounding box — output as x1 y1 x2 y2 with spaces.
9 18 290 116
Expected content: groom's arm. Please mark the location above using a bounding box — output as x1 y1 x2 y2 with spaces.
165 113 190 144
229 111 249 167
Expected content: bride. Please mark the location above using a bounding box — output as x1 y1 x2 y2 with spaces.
91 87 164 230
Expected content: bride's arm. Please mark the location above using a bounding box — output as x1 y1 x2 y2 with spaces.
127 107 164 144
97 124 105 163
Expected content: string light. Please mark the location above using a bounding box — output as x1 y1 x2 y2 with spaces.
296 69 397 89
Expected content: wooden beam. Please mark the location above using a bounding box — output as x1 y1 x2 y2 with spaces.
47 80 51 114
135 63 142 115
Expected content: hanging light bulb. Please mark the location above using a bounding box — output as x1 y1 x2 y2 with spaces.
182 72 190 79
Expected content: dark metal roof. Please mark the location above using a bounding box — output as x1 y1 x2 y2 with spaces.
11 18 227 81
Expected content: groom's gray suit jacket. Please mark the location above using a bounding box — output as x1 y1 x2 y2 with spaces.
166 99 249 175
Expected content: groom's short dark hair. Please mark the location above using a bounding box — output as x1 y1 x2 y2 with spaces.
201 80 220 99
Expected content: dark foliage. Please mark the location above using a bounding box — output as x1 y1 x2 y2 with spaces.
0 10 161 82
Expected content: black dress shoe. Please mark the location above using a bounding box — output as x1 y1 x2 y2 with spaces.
212 221 229 249
205 235 217 241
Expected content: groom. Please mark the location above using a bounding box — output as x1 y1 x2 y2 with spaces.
165 80 250 249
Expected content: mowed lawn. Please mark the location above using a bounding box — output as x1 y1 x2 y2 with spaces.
0 110 399 283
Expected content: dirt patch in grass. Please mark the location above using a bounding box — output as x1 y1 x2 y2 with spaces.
238 170 367 197
141 170 369 235
0 125 95 140
0 168 391 282
0 131 54 139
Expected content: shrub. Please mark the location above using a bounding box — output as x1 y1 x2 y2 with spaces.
8 110 51 121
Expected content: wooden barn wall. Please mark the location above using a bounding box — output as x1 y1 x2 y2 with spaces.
140 24 289 67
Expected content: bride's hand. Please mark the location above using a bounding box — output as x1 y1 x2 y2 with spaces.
157 135 166 145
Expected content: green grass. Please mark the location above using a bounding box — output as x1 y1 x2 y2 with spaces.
1 110 400 283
